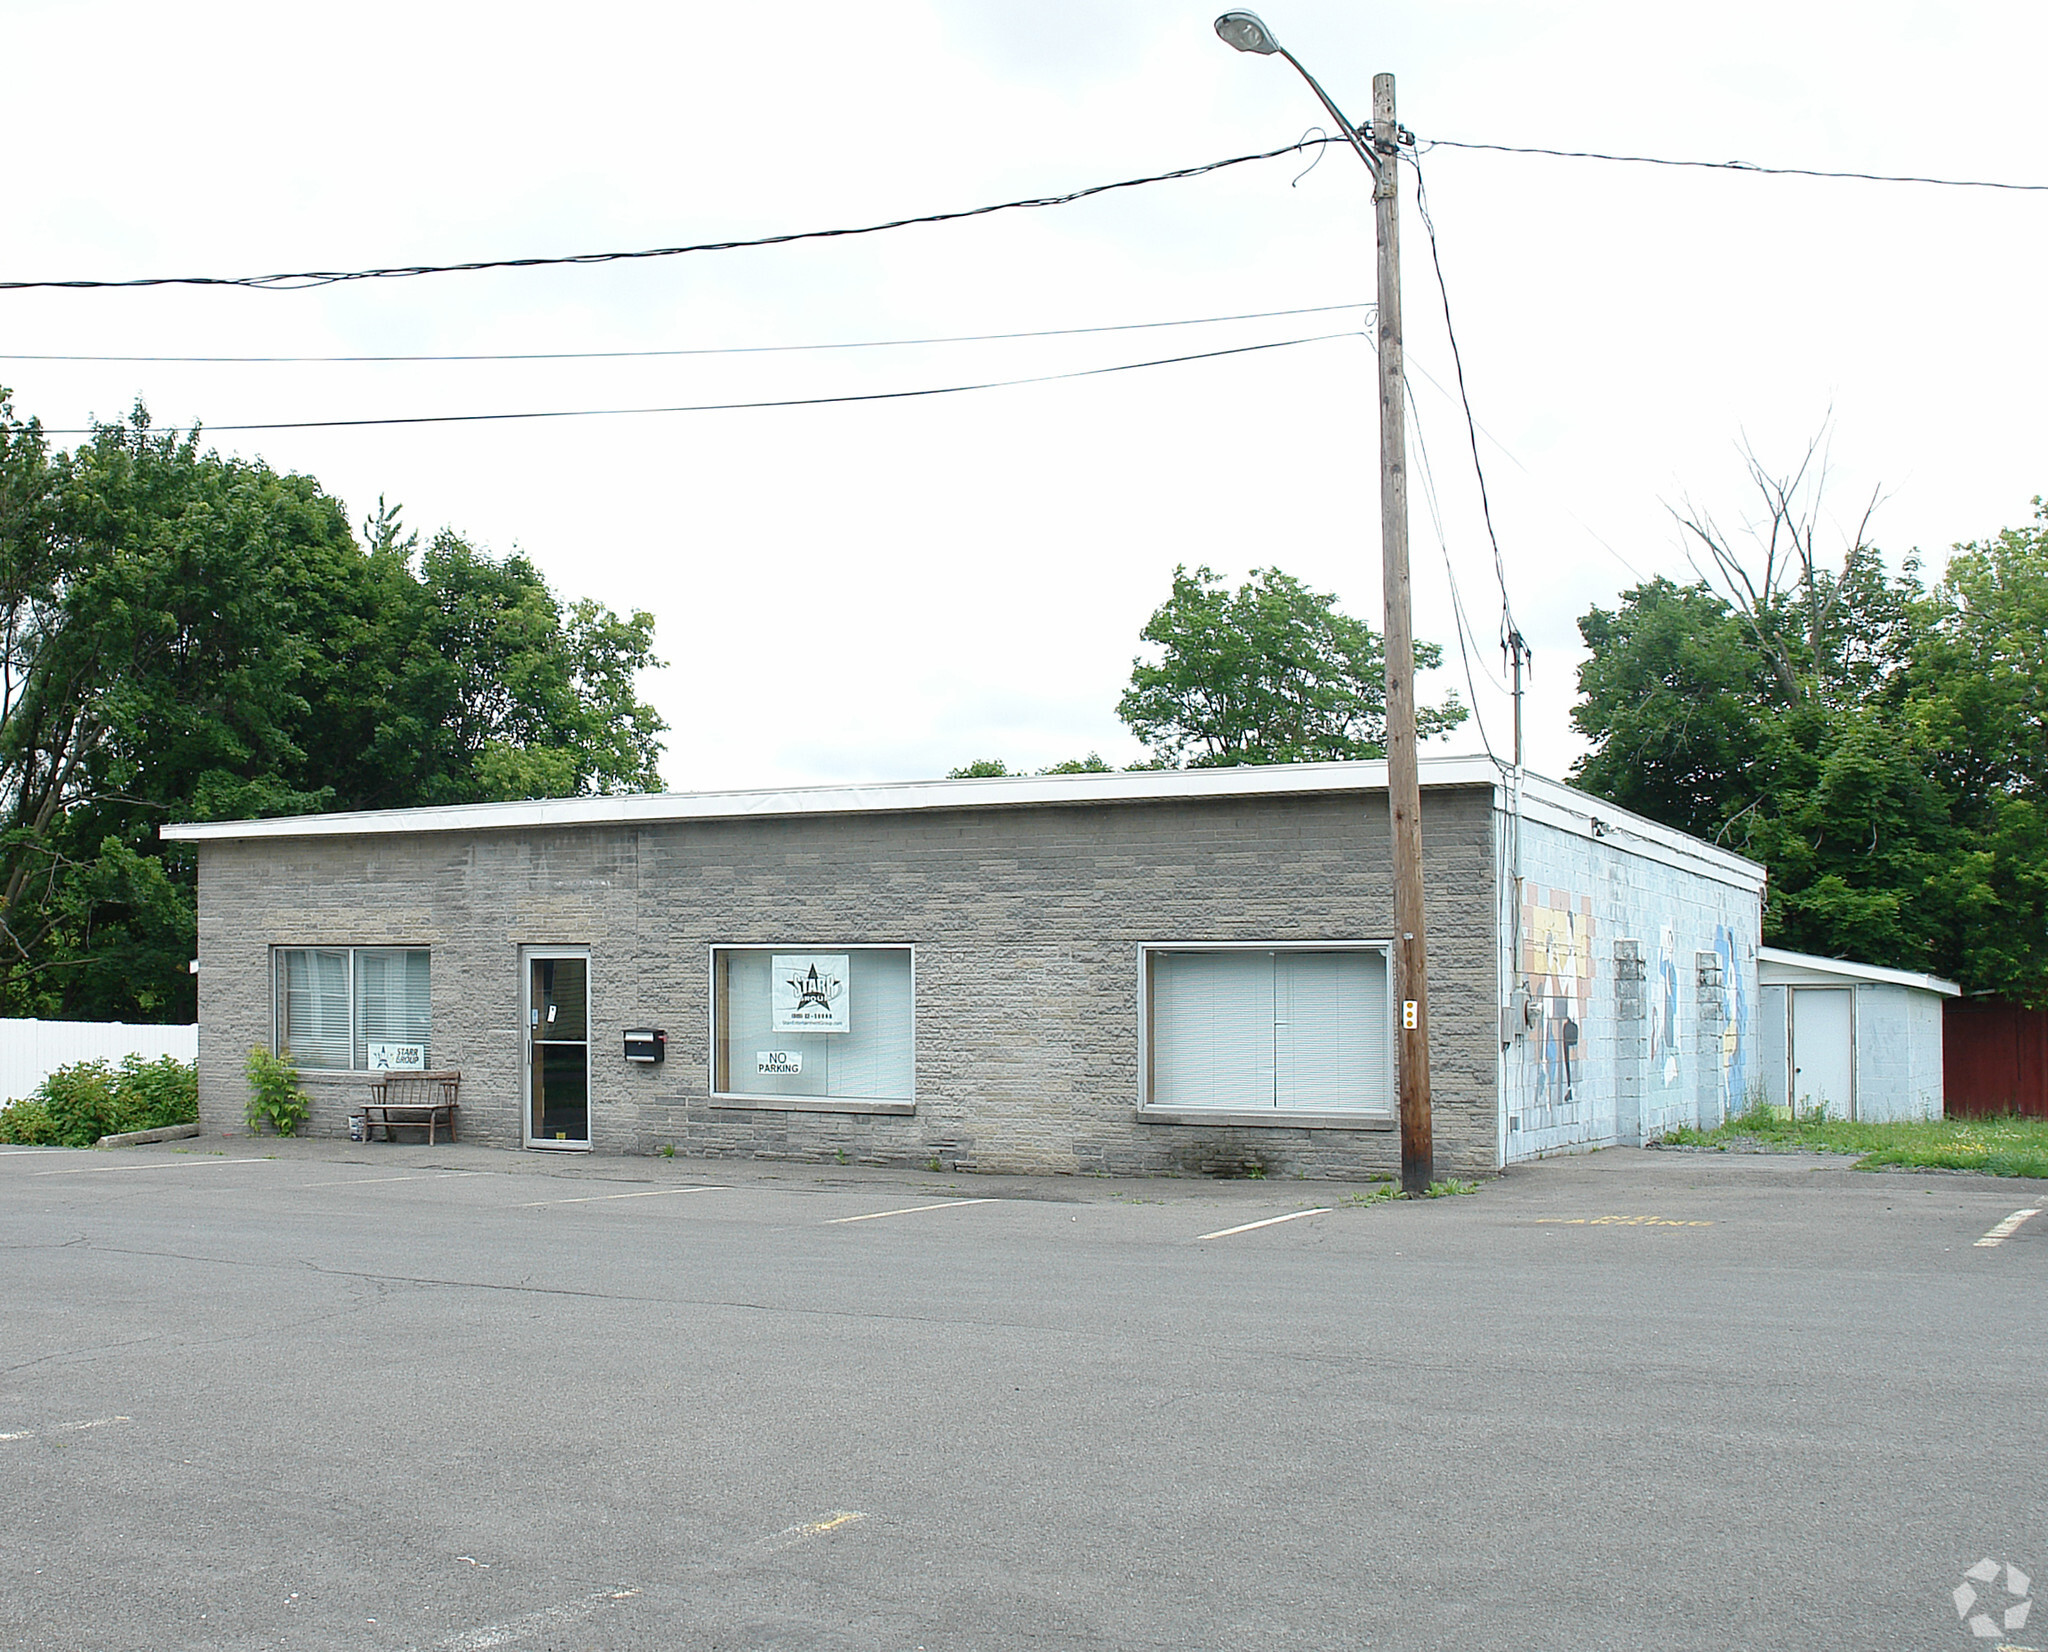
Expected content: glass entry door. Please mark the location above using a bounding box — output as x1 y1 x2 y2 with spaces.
524 949 590 1148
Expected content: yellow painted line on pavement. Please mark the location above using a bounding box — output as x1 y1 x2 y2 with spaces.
766 1511 867 1550
1198 1207 1332 1240
520 1185 723 1208
826 1198 996 1224
1532 1215 1714 1227
1975 1208 2041 1248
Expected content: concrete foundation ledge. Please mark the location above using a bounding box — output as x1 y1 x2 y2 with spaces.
705 1097 916 1116
1134 1108 1397 1130
97 1122 204 1148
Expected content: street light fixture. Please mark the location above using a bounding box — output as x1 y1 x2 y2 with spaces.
1214 12 1435 1195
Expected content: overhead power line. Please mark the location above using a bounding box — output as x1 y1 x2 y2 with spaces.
31 329 1362 437
0 137 1342 293
1423 137 2048 193
7 130 2039 298
0 300 1371 365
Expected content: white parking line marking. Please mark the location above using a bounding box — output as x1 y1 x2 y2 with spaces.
0 1415 131 1442
297 1172 478 1188
826 1198 996 1225
433 1587 639 1650
520 1185 723 1208
1198 1208 1332 1241
1974 1208 2042 1248
34 1157 269 1176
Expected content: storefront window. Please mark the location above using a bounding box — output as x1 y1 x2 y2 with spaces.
712 947 913 1102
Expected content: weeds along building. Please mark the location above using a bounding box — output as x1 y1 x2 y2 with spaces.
164 758 1767 1176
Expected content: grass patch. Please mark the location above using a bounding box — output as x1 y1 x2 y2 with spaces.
1653 1100 2048 1178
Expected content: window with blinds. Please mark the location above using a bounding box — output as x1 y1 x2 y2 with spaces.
274 947 432 1071
1146 946 1390 1114
712 946 914 1102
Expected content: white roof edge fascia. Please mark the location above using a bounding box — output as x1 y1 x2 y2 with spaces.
161 754 1512 844
1501 773 1768 891
1757 945 1961 997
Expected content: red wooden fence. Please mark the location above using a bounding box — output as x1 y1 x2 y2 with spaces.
1944 998 2048 1120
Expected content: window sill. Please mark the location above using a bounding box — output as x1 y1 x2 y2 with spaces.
707 1095 916 1117
1134 1107 1396 1131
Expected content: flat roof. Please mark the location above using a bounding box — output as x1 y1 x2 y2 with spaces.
160 754 1765 887
1758 946 1960 997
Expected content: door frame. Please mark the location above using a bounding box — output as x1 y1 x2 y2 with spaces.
1788 984 1857 1122
522 945 593 1151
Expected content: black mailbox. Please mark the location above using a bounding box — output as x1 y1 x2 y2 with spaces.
624 1028 666 1064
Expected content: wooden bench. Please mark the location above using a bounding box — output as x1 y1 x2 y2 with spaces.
358 1071 461 1144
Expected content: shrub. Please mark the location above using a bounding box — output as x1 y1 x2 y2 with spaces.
0 1053 198 1148
112 1054 199 1134
245 1045 308 1137
0 1096 60 1145
30 1059 121 1146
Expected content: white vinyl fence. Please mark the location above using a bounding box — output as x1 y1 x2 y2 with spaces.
0 1019 197 1104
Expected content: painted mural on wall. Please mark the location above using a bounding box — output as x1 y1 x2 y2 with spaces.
1714 921 1749 1110
1522 887 1595 1119
1652 923 1680 1087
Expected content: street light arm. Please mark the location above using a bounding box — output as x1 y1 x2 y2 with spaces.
1269 47 1383 186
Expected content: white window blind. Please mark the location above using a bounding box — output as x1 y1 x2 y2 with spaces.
279 948 352 1070
354 949 434 1070
1149 948 1389 1113
716 948 913 1101
275 947 431 1072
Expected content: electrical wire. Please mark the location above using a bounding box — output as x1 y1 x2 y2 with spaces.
0 300 1371 365
1404 372 1504 767
11 129 2038 297
0 136 1344 293
1422 137 2048 193
30 328 1364 437
1408 154 1525 667
1402 353 1645 583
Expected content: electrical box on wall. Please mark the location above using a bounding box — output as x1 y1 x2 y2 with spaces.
624 1028 666 1064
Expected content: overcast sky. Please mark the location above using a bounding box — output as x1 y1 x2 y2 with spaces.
8 0 2046 791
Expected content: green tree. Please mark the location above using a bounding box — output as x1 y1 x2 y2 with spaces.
1909 502 2048 1003
329 529 665 808
1566 454 2048 998
0 395 667 1021
1117 565 1464 767
1571 570 1951 972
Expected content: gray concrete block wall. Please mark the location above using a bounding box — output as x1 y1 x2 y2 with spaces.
194 786 1502 1179
1854 984 1946 1122
1499 815 1763 1162
1757 976 1946 1123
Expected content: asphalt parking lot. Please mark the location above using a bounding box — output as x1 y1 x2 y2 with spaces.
3 1139 2043 1651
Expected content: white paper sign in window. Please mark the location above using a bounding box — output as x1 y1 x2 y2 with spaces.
367 1041 427 1071
757 1050 803 1075
771 954 850 1034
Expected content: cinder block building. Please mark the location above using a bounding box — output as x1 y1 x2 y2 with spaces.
1755 947 1957 1122
166 758 1767 1177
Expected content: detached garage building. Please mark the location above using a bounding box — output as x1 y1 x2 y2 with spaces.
166 758 1766 1177
1755 948 1957 1122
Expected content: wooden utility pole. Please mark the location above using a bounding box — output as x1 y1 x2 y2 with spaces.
1212 17 1435 1192
1371 72 1434 1195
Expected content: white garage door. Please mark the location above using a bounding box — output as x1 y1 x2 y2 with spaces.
1148 947 1391 1114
